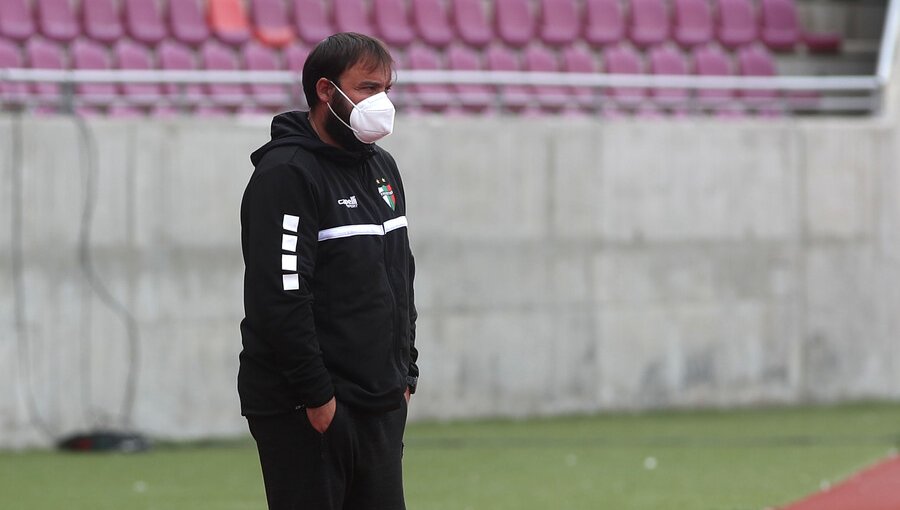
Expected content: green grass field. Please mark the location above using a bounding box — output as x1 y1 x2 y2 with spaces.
1 402 898 510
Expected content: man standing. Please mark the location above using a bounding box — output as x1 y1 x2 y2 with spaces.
239 33 418 510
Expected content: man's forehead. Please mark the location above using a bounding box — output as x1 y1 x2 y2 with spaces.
340 61 393 86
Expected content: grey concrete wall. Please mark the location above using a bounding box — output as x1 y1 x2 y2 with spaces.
0 105 898 448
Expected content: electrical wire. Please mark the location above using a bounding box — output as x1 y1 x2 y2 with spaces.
10 111 56 439
73 114 141 430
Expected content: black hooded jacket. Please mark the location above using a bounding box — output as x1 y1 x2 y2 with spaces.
238 111 418 416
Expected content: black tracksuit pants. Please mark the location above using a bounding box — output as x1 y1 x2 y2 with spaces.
247 400 408 510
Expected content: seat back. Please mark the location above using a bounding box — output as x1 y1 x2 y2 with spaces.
0 38 28 99
123 0 167 44
736 44 778 100
36 0 79 42
759 0 799 50
539 0 579 47
208 0 252 46
495 0 533 48
251 0 295 47
83 0 123 43
630 0 670 47
673 0 713 47
72 38 117 98
374 0 416 47
333 0 375 36
485 44 531 109
0 0 36 41
292 0 333 44
602 43 647 102
114 39 161 100
647 44 688 101
523 43 567 108
170 0 211 46
584 0 625 47
242 41 287 105
691 43 735 101
411 0 454 48
446 43 493 110
405 44 452 110
716 0 757 48
450 0 493 47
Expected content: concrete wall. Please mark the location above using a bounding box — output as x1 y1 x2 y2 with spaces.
1 100 898 447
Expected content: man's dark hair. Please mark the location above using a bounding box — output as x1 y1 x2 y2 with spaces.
302 33 394 109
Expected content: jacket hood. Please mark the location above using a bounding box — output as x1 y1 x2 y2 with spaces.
250 110 377 167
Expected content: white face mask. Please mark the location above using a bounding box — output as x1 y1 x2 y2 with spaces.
327 81 395 144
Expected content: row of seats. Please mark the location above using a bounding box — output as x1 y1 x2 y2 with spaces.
0 32 796 117
0 0 841 53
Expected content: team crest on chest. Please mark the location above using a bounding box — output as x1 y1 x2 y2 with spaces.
375 178 396 210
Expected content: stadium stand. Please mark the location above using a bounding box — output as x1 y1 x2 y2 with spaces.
0 0 886 117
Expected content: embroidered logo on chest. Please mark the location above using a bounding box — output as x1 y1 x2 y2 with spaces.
375 178 396 210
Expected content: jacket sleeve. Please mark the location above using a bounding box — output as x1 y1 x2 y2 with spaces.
407 250 419 393
241 162 334 408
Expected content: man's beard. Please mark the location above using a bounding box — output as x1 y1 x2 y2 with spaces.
324 97 366 151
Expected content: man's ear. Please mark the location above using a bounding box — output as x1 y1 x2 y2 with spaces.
315 78 333 105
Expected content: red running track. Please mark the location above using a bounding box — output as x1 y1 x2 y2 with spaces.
780 455 900 510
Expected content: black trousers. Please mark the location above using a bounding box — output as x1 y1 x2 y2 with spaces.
247 400 408 510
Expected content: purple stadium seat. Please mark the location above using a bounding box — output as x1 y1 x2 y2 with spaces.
113 39 161 105
495 0 534 48
450 0 493 48
0 0 36 42
123 0 166 45
716 0 757 49
538 0 580 47
242 41 288 108
283 42 310 72
647 44 688 107
673 0 713 47
411 0 454 48
158 40 204 105
0 38 28 102
36 0 79 42
584 0 624 47
446 44 493 112
209 0 252 46
334 0 375 36
251 0 295 48
630 0 670 48
485 44 531 112
523 44 567 110
759 0 799 51
691 43 736 107
292 0 334 45
200 41 247 106
736 44 780 106
561 44 598 110
71 38 117 105
602 43 647 106
83 0 124 43
25 37 65 101
373 0 416 47
404 45 453 111
170 0 212 47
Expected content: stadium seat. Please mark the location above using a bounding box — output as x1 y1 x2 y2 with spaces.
158 40 204 105
208 0 252 46
736 44 780 109
0 38 28 103
716 0 757 49
495 0 534 48
630 0 670 48
485 44 532 112
242 41 288 109
113 39 161 106
691 43 737 108
411 0 454 48
200 41 247 106
251 0 295 48
170 0 211 47
446 44 494 112
673 0 713 47
291 0 334 45
759 0 800 51
71 38 117 112
25 37 66 101
374 0 416 47
0 0 36 42
83 0 123 44
450 0 494 48
523 44 568 111
561 44 599 110
123 0 167 45
283 42 310 72
333 0 375 36
602 43 647 106
538 0 580 47
35 0 79 42
584 0 625 47
404 44 453 111
647 44 689 108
